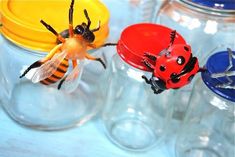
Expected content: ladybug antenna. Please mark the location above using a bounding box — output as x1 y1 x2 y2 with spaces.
169 30 176 47
198 67 207 73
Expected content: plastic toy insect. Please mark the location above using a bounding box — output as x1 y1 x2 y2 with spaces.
20 0 114 90
211 48 235 89
142 30 203 94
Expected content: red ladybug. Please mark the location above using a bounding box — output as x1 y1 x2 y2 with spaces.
142 30 203 94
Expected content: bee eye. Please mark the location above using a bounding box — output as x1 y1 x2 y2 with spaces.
74 25 84 34
177 56 185 65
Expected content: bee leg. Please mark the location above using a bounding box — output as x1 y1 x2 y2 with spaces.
69 0 74 37
85 53 106 69
40 20 65 43
142 59 154 71
58 76 67 90
88 43 117 49
19 61 43 78
20 44 62 78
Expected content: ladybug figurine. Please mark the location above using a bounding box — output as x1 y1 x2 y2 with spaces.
142 30 203 94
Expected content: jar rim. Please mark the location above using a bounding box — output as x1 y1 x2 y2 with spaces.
116 23 186 71
180 0 235 15
202 50 235 102
0 0 109 52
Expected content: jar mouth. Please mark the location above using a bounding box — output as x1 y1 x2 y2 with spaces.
2 35 47 57
180 0 235 15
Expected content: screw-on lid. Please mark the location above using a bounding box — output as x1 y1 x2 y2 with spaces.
116 23 186 71
202 50 235 102
188 0 235 10
0 0 109 52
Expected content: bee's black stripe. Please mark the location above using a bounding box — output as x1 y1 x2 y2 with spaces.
45 78 57 83
60 62 69 68
57 67 67 73
51 74 61 79
41 80 50 85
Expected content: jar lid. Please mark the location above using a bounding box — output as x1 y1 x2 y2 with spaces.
188 0 235 10
0 0 109 52
202 50 235 102
116 23 186 71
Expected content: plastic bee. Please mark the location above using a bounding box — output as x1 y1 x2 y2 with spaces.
20 0 115 90
142 30 204 94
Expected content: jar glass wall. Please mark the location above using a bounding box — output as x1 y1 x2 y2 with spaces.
0 35 106 130
0 0 110 130
102 53 174 151
157 0 235 63
175 50 235 157
156 0 235 128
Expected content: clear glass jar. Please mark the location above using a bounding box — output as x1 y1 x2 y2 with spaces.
100 0 165 64
175 50 235 157
0 0 109 130
156 0 235 128
102 23 175 151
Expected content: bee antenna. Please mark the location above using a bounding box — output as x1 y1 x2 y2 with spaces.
91 21 100 32
84 9 91 29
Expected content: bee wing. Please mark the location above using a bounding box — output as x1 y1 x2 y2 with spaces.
31 51 68 83
60 60 84 93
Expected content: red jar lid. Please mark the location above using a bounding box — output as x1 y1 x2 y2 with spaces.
116 23 186 71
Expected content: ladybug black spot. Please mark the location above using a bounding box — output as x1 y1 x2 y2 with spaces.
177 56 185 65
184 46 189 51
188 74 195 82
171 73 180 83
160 65 166 71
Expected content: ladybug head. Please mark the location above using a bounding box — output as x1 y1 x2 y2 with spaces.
154 44 200 89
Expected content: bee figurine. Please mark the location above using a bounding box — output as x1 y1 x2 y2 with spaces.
20 0 115 90
142 30 204 94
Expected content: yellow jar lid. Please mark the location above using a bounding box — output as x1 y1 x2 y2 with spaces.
0 0 110 52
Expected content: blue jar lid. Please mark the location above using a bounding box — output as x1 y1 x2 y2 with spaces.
201 50 235 102
190 0 235 10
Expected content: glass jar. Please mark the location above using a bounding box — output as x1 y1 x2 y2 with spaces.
156 0 235 127
102 23 187 151
175 50 235 157
0 0 109 130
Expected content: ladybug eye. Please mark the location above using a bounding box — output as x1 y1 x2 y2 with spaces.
184 46 189 51
177 56 185 65
171 73 180 83
160 65 166 71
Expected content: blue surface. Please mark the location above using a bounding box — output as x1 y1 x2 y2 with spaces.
190 0 235 10
202 50 235 102
0 107 175 157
